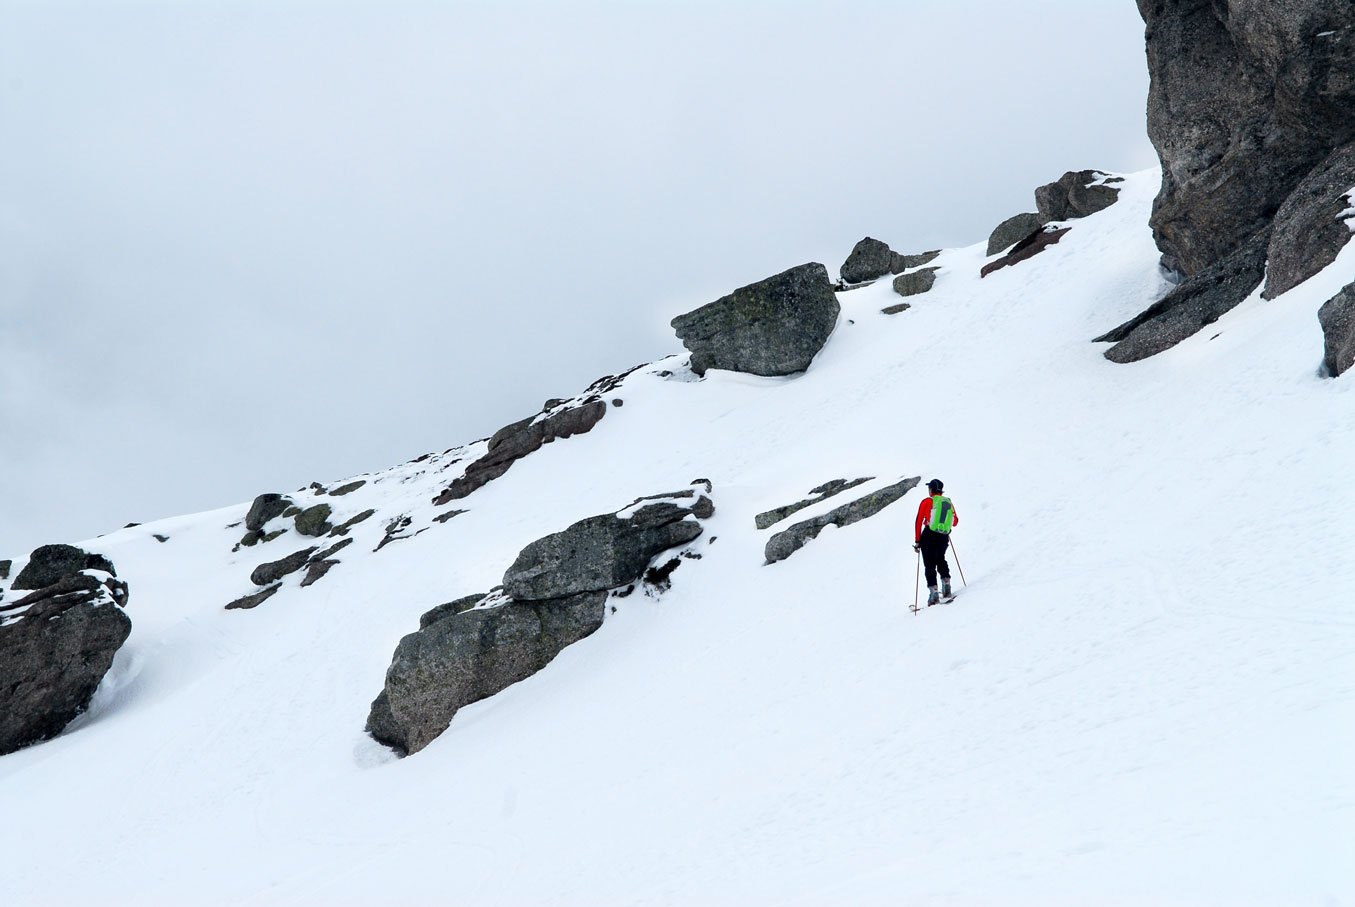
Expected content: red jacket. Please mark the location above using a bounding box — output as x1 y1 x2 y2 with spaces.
915 495 958 541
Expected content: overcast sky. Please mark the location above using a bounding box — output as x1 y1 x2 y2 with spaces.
0 1 1156 557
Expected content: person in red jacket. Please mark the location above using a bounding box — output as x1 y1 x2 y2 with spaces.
914 478 958 605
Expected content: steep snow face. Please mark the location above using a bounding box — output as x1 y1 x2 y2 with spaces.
2 169 1353 905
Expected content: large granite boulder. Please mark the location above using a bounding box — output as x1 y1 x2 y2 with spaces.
1034 170 1122 222
1139 0 1355 277
1 553 131 756
1095 227 1270 363
671 263 840 377
1263 141 1355 299
892 268 939 298
367 590 606 755
12 544 115 590
840 238 940 285
433 399 607 504
987 212 1046 256
765 476 920 564
1319 282 1355 377
503 494 709 601
245 493 293 532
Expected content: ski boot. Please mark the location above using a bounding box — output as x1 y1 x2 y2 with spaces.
941 577 953 600
926 586 940 606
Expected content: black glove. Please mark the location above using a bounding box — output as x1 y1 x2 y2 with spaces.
912 542 921 552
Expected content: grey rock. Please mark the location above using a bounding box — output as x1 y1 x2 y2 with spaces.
245 494 293 532
765 477 921 563
225 584 281 610
987 212 1046 256
671 262 840 377
432 509 467 524
881 302 911 315
1139 1 1355 277
419 594 487 629
249 547 319 586
892 267 940 298
12 544 115 590
299 560 339 588
1034 170 1121 222
366 590 606 755
328 480 366 496
1263 140 1355 299
691 495 715 520
1096 227 1270 363
755 477 874 530
0 570 131 756
0 559 10 580
294 503 333 537
433 400 607 504
313 537 354 562
329 508 376 537
503 513 703 601
981 227 1070 278
1319 282 1355 377
840 238 941 285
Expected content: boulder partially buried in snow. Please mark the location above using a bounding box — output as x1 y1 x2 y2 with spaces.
502 494 710 601
1034 170 1121 222
1 551 131 756
839 237 939 285
367 590 606 755
671 263 839 377
986 212 1046 256
892 267 939 297
1319 282 1355 377
765 477 919 564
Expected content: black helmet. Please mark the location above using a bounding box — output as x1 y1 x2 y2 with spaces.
927 479 944 492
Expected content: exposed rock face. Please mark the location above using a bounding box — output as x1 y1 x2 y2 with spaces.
503 497 708 601
1319 282 1355 376
840 237 940 285
1263 141 1355 299
671 263 840 377
294 503 333 537
1139 0 1355 277
245 494 293 532
981 227 1070 278
366 591 606 755
1 556 131 756
12 544 115 590
433 400 607 504
987 212 1045 256
892 267 939 297
755 477 874 530
1035 170 1122 222
1096 227 1270 363
225 584 280 610
419 594 487 629
765 477 920 564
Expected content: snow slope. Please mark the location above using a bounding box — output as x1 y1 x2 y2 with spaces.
2 170 1352 906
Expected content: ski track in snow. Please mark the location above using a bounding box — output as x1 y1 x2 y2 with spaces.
2 169 1353 906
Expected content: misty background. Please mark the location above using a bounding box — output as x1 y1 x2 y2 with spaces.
0 1 1155 557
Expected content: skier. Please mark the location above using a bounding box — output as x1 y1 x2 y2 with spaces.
914 478 958 605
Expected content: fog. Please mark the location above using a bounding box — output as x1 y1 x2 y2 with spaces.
0 0 1155 556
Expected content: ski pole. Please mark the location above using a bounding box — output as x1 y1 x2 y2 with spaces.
949 539 968 587
913 548 921 612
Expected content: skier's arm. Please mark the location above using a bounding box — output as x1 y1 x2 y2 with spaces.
914 498 931 541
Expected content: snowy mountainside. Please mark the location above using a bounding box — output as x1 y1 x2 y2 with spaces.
2 168 1353 905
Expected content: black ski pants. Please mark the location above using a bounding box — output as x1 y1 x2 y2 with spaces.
919 528 951 587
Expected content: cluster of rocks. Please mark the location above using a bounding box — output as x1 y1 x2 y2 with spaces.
1 545 131 756
225 491 378 609
983 170 1122 275
366 483 714 755
762 477 920 564
671 263 840 377
1102 2 1355 367
754 477 874 530
839 238 940 287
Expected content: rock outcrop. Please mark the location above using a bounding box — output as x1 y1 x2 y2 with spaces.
368 485 714 755
367 590 606 755
987 212 1045 256
1 549 130 756
1138 1 1355 279
11 544 116 590
1096 227 1271 363
671 263 840 377
433 399 607 505
1319 282 1355 376
245 493 293 532
839 237 939 285
892 268 940 297
1262 141 1355 299
765 476 920 564
755 477 874 530
981 227 1070 278
1034 170 1122 222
